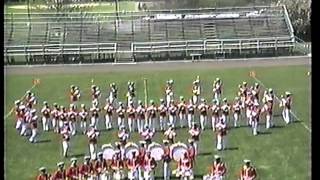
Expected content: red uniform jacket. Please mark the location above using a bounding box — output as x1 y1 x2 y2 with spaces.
51 169 66 180
36 174 50 180
240 166 257 179
66 166 79 180
210 162 226 176
79 163 92 178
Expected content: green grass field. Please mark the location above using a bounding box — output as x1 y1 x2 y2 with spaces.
5 64 311 179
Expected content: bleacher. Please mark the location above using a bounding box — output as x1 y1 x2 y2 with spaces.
4 5 297 64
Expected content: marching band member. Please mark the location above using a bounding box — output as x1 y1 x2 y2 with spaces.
141 125 154 145
221 98 231 126
51 103 60 133
87 125 99 160
179 152 193 180
233 97 242 128
187 99 196 129
212 78 223 104
21 105 31 137
111 150 125 179
59 106 68 132
29 109 38 143
209 155 226 179
143 151 157 180
52 162 66 180
115 142 126 162
192 76 201 105
118 125 130 146
251 102 261 136
127 81 136 105
79 104 89 134
91 85 101 108
178 96 187 128
245 95 254 126
127 102 136 132
109 82 118 105
280 92 293 124
162 140 171 180
198 99 209 130
16 104 26 136
70 85 81 102
36 167 51 180
104 100 114 130
165 79 174 107
216 118 227 151
61 122 71 157
164 124 176 144
25 91 37 108
211 99 220 131
168 100 178 128
187 139 196 167
90 104 100 129
68 104 78 136
138 141 147 179
158 99 168 131
188 123 200 155
66 158 79 180
95 152 108 180
126 151 139 180
116 102 126 130
262 89 274 129
238 160 257 180
137 100 146 133
252 83 260 101
14 100 23 132
147 100 157 132
79 156 92 180
41 101 51 132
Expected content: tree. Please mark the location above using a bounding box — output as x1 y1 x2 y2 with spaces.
273 0 311 41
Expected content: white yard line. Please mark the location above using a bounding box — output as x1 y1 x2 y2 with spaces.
252 76 311 133
4 83 38 119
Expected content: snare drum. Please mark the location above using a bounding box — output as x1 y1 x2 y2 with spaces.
148 142 164 161
125 142 139 159
170 142 188 162
102 144 115 160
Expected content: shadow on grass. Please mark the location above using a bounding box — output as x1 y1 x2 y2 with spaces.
258 131 272 135
224 147 239 151
198 152 213 156
72 153 86 158
272 125 285 129
155 174 204 179
37 139 51 143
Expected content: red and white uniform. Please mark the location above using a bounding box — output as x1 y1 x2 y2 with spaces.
158 103 167 131
210 161 226 178
138 146 146 179
198 102 209 130
178 100 187 128
213 80 223 102
66 166 79 180
245 98 254 126
141 128 154 144
251 105 261 136
281 95 293 124
178 156 193 178
164 128 176 144
51 169 66 180
118 129 129 145
94 158 108 179
126 155 139 179
233 100 241 127
127 105 136 132
58 109 68 130
215 119 227 151
188 127 200 155
87 127 99 159
136 104 146 133
221 102 230 125
51 107 60 133
104 103 114 130
68 108 78 136
187 101 196 129
147 104 157 131
187 144 196 167
143 155 157 179
211 103 220 131
79 107 88 133
192 83 201 104
165 84 174 107
168 104 177 128
90 107 100 129
91 86 101 105
15 106 25 133
79 162 92 179
262 94 273 129
239 165 257 180
41 105 51 131
29 111 38 143
116 106 126 129
36 173 51 180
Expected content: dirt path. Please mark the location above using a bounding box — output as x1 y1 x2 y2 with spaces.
4 56 311 75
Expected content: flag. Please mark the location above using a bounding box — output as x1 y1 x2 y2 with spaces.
249 71 256 78
33 79 41 85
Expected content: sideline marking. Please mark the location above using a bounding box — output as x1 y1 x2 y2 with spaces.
251 74 311 133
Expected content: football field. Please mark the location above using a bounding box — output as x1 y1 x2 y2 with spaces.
4 57 311 180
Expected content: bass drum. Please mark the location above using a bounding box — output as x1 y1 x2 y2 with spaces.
124 142 139 159
202 174 222 180
148 142 164 161
170 142 188 162
102 144 115 160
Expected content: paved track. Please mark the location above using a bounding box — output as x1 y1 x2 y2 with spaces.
4 56 311 75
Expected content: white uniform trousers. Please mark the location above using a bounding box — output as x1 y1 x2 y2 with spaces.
128 117 135 132
179 113 186 128
20 122 27 136
42 117 49 131
138 167 143 180
211 116 217 131
200 115 207 130
137 118 144 133
80 121 87 134
147 117 156 132
166 95 172 107
89 143 97 160
29 128 38 143
163 161 170 180
91 117 99 129
159 116 166 131
214 93 221 104
118 117 124 130
15 119 22 130
221 114 228 126
192 95 198 105
246 109 252 126
187 114 194 129
266 114 272 129
233 113 239 127
69 121 76 136
194 141 198 155
169 115 176 128
144 169 154 180
58 120 64 131
216 135 223 150
62 140 69 157
252 120 258 136
283 108 291 124
105 115 112 130
52 118 57 132
128 169 138 180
